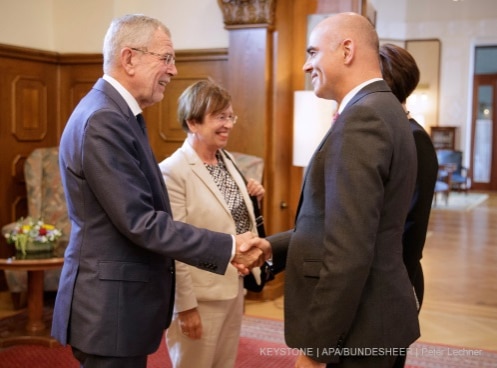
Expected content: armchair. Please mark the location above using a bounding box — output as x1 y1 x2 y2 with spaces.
436 149 471 193
1 147 70 307
433 164 452 206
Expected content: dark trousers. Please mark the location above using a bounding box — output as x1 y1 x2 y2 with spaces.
393 354 407 368
72 346 147 368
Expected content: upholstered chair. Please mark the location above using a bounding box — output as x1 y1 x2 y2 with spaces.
436 149 471 193
433 165 451 206
230 152 264 184
2 147 70 308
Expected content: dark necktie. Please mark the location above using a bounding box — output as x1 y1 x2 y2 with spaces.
136 113 147 136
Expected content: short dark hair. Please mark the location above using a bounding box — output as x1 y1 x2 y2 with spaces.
379 43 420 104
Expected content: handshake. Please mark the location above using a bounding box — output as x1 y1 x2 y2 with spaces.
231 232 272 275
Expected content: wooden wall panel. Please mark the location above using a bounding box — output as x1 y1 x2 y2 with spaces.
12 76 48 141
9 154 28 231
58 55 104 136
0 47 59 262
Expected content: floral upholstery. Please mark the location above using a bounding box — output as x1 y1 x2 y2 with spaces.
25 147 70 237
3 147 69 293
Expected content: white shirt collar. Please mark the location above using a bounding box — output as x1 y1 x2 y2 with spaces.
338 78 383 114
103 74 142 117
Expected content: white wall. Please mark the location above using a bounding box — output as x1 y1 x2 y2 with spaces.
0 0 56 50
372 0 497 154
406 19 497 155
0 0 228 52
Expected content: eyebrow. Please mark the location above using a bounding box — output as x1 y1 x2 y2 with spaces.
306 46 317 54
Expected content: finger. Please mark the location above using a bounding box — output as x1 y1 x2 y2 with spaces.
183 330 200 340
232 261 250 275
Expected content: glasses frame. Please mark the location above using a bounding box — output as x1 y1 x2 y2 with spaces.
130 47 175 66
214 114 238 125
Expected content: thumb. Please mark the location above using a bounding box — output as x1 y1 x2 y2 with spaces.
239 238 255 253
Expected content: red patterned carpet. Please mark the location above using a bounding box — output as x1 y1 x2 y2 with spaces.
1 313 496 367
240 315 497 368
0 336 296 368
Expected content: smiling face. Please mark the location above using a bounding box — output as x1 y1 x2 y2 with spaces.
187 105 236 154
302 13 381 104
303 22 345 101
130 29 178 109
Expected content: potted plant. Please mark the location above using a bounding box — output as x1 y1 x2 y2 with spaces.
4 217 62 255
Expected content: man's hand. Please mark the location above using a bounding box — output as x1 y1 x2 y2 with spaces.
232 232 271 274
238 235 272 262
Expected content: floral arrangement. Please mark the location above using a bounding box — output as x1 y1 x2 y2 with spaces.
4 217 62 254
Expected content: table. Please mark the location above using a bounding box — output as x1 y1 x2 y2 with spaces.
0 255 64 347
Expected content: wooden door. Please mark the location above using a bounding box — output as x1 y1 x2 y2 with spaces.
471 74 497 190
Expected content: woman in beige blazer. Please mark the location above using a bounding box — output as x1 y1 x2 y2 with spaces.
159 79 264 368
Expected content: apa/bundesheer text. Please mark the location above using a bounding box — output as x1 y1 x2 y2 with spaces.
258 346 484 358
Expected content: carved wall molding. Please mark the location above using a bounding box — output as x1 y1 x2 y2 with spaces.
11 75 48 141
217 0 276 28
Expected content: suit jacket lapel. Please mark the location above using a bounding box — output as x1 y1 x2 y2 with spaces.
180 141 233 218
95 78 172 213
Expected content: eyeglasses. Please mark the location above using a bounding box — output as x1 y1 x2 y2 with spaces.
215 114 238 125
130 47 175 66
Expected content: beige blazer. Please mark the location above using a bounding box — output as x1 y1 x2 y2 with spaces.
159 140 257 312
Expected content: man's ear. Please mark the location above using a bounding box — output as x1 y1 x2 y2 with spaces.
121 48 136 75
342 39 354 64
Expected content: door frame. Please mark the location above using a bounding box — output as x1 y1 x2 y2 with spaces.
470 73 497 190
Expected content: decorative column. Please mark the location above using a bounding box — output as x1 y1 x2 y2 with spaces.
217 0 276 28
216 0 276 159
218 0 287 301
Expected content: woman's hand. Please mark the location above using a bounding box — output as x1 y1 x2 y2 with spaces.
178 307 202 339
246 178 265 202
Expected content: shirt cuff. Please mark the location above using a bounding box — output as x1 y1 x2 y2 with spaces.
230 235 236 262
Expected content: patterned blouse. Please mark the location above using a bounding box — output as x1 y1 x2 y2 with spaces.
204 151 251 235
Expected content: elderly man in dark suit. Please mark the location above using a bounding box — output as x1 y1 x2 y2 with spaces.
252 13 420 368
51 14 268 368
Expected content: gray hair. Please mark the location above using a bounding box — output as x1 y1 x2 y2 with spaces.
102 14 171 73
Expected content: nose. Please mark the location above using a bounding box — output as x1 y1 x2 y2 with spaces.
302 58 312 73
222 120 235 128
167 64 178 76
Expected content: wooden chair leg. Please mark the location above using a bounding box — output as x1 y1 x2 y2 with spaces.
10 291 27 310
